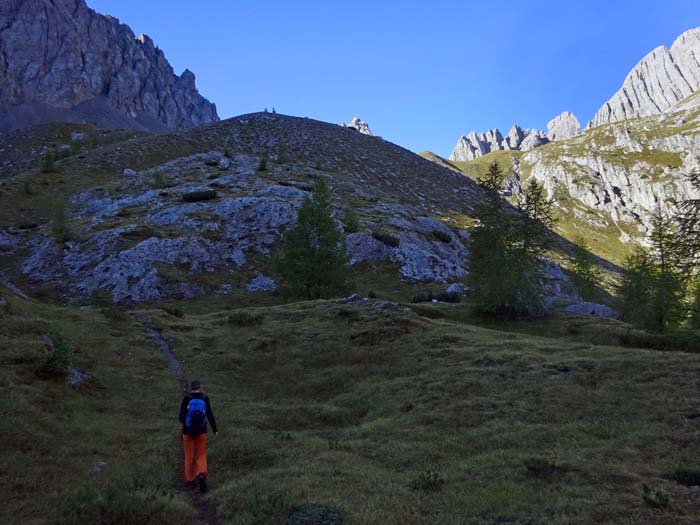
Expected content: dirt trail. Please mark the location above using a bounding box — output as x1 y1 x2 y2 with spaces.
133 312 220 525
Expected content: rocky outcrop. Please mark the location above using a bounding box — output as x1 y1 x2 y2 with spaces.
589 28 700 128
449 113 580 161
342 117 373 135
546 112 580 141
519 130 549 152
0 0 218 132
519 110 700 244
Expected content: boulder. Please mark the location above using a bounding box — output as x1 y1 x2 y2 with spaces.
245 275 277 292
564 302 616 318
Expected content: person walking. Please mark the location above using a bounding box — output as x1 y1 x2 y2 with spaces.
179 380 218 493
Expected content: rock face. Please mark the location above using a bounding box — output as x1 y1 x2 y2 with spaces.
589 28 700 128
0 0 218 132
546 111 581 141
342 117 373 135
448 112 580 161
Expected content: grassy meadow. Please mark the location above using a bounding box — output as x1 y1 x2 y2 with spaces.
4 286 700 524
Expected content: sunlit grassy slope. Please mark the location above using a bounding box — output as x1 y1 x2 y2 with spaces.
4 286 700 524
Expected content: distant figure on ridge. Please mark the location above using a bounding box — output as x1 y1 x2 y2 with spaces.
179 380 218 493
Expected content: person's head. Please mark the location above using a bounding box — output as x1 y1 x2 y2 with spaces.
190 380 202 393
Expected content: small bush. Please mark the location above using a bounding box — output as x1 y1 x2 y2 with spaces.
432 229 452 243
371 230 400 248
257 157 268 172
163 306 185 318
228 310 264 326
343 208 360 233
642 484 671 508
182 189 217 203
618 330 700 352
523 457 571 481
367 290 377 299
150 172 167 189
672 468 700 486
410 470 445 491
41 151 55 173
37 323 74 377
51 199 72 243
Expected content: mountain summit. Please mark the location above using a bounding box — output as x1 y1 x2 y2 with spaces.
0 0 218 132
589 27 700 128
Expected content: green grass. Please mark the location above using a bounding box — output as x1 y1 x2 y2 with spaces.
5 286 700 523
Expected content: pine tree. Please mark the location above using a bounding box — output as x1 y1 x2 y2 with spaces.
571 236 599 300
468 165 555 317
677 171 700 271
617 208 687 332
275 178 348 299
618 247 655 328
690 279 700 330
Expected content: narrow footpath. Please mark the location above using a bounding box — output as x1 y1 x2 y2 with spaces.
133 312 220 525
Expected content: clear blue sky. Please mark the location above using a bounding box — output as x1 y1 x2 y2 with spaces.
89 0 700 156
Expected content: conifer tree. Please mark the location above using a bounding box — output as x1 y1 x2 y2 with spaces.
677 171 700 271
570 236 599 300
618 208 686 332
275 178 348 299
468 165 555 317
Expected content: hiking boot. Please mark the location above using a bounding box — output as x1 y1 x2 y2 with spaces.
198 474 207 493
184 480 196 490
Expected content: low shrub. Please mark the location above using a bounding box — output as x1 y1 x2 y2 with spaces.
343 208 360 233
432 229 452 243
371 230 400 248
523 457 571 482
257 157 268 172
50 199 72 244
228 310 264 326
182 189 217 203
163 306 185 318
410 470 445 491
671 468 700 486
36 323 74 377
618 330 700 352
642 484 671 508
41 151 55 173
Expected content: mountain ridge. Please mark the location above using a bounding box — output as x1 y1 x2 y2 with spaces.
0 0 218 133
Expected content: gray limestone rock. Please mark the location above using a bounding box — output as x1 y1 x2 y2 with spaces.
546 112 581 141
0 231 17 252
342 116 373 135
520 130 550 152
449 125 553 160
245 274 277 292
564 302 616 318
589 28 700 128
0 0 218 132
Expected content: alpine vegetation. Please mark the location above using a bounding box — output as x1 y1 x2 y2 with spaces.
468 162 556 317
275 178 348 299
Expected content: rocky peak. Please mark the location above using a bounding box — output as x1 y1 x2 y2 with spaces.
0 0 218 132
503 125 526 150
546 111 580 141
343 117 373 135
589 27 700 128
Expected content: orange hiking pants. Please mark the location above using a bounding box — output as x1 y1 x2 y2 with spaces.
182 433 208 482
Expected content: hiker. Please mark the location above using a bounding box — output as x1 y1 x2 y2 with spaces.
179 380 218 493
